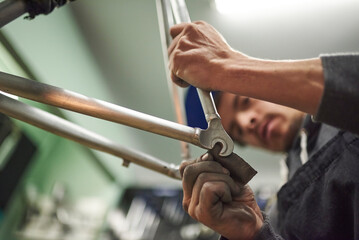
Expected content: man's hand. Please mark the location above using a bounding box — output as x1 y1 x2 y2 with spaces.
168 21 239 90
180 150 263 240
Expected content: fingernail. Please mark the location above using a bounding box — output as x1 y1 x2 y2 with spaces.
223 168 230 175
201 153 209 161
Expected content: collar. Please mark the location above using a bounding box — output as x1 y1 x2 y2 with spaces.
301 115 322 154
288 115 321 153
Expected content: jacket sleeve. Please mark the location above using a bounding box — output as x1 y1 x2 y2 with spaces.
219 213 285 240
314 53 359 135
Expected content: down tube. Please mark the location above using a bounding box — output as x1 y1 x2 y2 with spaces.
0 71 200 148
0 93 181 180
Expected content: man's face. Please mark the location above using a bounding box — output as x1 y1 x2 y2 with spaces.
217 93 304 152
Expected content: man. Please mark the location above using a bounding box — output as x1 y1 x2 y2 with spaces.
171 21 359 239
181 89 359 239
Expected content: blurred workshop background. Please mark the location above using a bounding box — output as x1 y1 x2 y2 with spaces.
0 0 358 239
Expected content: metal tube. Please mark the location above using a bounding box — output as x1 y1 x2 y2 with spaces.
0 93 181 180
169 0 221 122
156 0 191 160
0 71 202 147
170 0 191 24
0 0 27 28
157 0 174 48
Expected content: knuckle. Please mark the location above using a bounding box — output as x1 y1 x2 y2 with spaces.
182 198 190 212
196 172 207 183
188 208 198 221
179 159 195 177
185 22 196 31
177 37 190 49
201 181 215 193
194 20 205 25
182 164 194 180
176 79 189 88
203 181 226 194
171 75 180 86
174 78 182 85
169 26 176 36
179 163 186 178
195 207 204 221
205 160 223 171
171 49 182 64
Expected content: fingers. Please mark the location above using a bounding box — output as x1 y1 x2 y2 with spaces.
170 71 189 88
168 23 191 58
168 32 191 88
181 156 227 198
189 173 240 215
168 35 187 88
167 32 182 57
168 22 199 88
169 22 188 38
180 154 241 216
201 181 233 206
198 181 231 219
179 153 215 177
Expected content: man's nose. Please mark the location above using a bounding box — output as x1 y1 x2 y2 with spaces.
235 111 257 131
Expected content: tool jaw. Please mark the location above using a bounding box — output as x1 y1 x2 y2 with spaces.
197 118 234 157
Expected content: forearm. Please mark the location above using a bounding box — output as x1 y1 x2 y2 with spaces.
217 52 324 115
219 52 359 134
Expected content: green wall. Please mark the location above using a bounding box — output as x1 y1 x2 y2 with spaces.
0 5 135 240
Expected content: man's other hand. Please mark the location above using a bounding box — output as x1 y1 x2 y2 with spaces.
180 150 263 240
168 21 235 90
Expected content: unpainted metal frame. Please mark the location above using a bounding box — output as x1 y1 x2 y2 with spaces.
0 0 232 180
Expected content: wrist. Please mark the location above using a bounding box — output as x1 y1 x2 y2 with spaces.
217 51 264 94
223 209 264 240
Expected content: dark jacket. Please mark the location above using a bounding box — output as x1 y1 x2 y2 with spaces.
316 53 359 135
254 116 359 240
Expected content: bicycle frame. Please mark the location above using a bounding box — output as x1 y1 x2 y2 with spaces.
0 0 228 180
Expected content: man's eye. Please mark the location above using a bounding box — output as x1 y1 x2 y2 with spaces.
242 97 250 105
